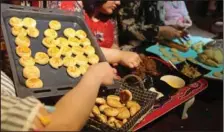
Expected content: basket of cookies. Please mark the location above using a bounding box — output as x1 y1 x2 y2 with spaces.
86 74 157 132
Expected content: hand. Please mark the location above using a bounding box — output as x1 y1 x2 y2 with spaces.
88 62 119 85
119 51 141 68
183 16 192 29
158 26 182 39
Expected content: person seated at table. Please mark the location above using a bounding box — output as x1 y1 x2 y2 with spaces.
48 1 140 68
117 0 183 52
1 62 119 131
158 1 192 29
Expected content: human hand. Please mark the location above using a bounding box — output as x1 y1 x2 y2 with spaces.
158 26 182 39
119 51 141 68
183 16 192 29
88 62 120 85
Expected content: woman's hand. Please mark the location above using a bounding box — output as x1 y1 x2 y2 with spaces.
158 26 182 39
183 16 192 29
118 51 141 68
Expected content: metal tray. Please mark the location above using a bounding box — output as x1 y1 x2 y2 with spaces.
1 4 106 98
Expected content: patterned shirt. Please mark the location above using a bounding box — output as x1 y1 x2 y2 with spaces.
117 0 163 45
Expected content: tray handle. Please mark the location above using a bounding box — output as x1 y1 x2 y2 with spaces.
121 74 147 91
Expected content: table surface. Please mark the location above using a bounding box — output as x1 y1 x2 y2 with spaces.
133 78 208 131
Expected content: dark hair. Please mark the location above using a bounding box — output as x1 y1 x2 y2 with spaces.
82 0 107 15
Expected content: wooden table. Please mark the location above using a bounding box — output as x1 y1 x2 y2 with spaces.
133 78 208 131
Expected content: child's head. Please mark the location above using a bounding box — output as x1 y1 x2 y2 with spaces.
83 0 120 15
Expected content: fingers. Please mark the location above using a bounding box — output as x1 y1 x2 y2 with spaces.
112 63 118 67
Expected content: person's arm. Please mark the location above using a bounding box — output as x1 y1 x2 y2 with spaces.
43 63 117 131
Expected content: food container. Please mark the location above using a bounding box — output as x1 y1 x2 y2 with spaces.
1 4 106 98
85 74 157 132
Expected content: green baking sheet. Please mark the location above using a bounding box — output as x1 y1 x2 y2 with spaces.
146 36 223 80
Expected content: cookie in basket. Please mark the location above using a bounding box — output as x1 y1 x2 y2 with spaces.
96 114 107 123
80 38 91 46
75 54 88 65
25 78 43 88
16 46 31 57
68 37 81 47
67 66 81 78
15 36 30 47
27 27 39 38
22 17 37 28
49 57 63 69
88 54 99 65
107 98 123 108
103 107 119 117
64 28 76 38
63 56 76 67
47 46 61 57
11 26 27 37
42 37 56 48
75 30 87 39
56 37 69 48
60 45 72 57
72 46 84 56
49 20 61 31
44 29 58 39
9 17 23 27
116 107 130 120
23 66 40 79
99 104 110 112
83 45 95 56
107 95 120 101
35 52 49 65
19 56 35 67
96 97 106 105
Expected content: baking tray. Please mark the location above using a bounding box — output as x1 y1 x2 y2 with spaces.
1 4 106 98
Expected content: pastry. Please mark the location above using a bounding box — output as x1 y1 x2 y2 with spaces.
129 105 140 116
63 56 76 67
75 54 88 65
107 95 120 101
107 98 123 108
44 29 58 39
116 107 130 120
80 38 91 46
60 45 72 56
72 46 84 55
49 20 61 30
92 105 100 115
114 119 123 128
88 54 99 65
103 107 119 117
42 37 56 48
68 37 81 47
126 101 140 109
49 57 63 69
96 114 107 123
23 66 40 79
16 46 31 57
9 17 23 27
15 36 30 47
63 28 76 38
99 104 110 112
107 117 116 128
120 90 132 104
11 26 27 37
27 27 39 38
122 119 127 124
47 46 61 57
22 17 36 28
67 66 81 78
79 64 89 75
25 78 43 88
56 37 69 48
19 56 35 67
34 52 49 65
83 45 95 56
75 30 87 39
96 97 106 105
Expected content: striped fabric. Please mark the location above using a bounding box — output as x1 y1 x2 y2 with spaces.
1 71 16 97
1 95 42 131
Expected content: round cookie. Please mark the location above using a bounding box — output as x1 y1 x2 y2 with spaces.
80 38 91 46
34 52 49 65
23 66 40 79
79 64 89 75
68 37 81 47
75 54 88 65
56 37 69 48
75 30 87 39
63 56 76 67
9 17 23 27
64 28 76 38
11 26 27 37
19 56 35 67
88 54 99 65
49 20 61 30
67 66 81 78
47 46 61 57
22 17 36 28
15 36 30 47
49 57 63 69
60 45 72 57
27 27 39 38
42 37 56 48
103 107 119 117
83 45 95 56
72 46 84 56
16 46 31 57
44 29 58 39
25 78 43 88
96 98 106 105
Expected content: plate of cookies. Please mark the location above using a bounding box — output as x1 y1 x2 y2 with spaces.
1 4 106 98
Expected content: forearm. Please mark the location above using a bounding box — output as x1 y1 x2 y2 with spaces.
44 73 102 131
101 47 121 64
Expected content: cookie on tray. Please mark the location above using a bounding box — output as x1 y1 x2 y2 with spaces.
68 37 81 47
83 45 95 56
75 54 88 65
16 46 32 57
47 46 61 57
56 37 69 48
27 27 39 38
72 46 84 56
25 78 43 88
42 37 56 48
63 56 76 67
75 30 87 39
9 17 23 27
22 17 37 28
15 36 30 47
19 56 35 67
88 54 99 65
35 52 49 65
11 26 27 37
80 38 91 46
61 45 72 57
44 29 58 39
23 66 40 79
64 28 76 38
49 57 63 69
49 20 61 31
67 66 81 78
